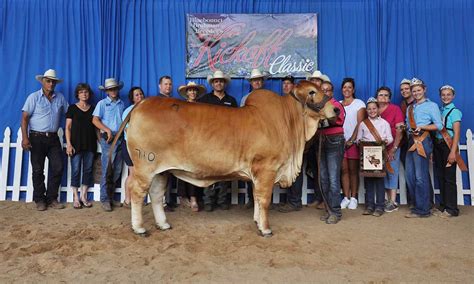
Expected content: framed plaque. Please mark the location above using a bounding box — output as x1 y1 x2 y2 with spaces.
359 141 386 177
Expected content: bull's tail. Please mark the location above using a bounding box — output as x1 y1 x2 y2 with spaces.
105 101 142 192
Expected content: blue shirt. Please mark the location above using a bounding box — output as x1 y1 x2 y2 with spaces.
121 104 135 141
92 96 124 133
22 89 69 132
406 99 443 131
436 102 462 139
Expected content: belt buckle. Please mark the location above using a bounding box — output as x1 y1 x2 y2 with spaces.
45 132 50 137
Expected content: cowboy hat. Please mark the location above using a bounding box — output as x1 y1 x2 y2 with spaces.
306 70 323 81
207 70 231 85
320 74 331 83
178 81 206 100
35 69 63 83
246 69 269 81
99 78 124 90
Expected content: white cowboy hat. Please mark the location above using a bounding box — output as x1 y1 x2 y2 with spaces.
99 78 124 90
246 69 269 81
206 70 231 85
306 70 323 81
178 81 206 100
320 74 331 83
35 69 63 83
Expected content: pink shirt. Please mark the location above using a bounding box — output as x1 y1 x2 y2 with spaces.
356 116 393 145
320 98 345 136
380 103 404 141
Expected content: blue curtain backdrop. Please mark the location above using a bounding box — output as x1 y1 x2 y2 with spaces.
1 0 473 139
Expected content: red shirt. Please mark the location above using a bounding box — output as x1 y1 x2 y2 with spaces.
380 103 404 148
321 98 345 136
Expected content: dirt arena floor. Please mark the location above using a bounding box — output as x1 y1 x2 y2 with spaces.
0 201 473 283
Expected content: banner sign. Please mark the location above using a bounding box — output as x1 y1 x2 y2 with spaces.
185 13 318 78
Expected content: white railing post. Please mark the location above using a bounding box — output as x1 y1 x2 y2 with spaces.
466 130 474 205
0 127 12 200
12 128 24 201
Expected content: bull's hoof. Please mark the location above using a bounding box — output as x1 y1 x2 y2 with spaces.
133 227 149 237
260 229 273 238
156 223 172 231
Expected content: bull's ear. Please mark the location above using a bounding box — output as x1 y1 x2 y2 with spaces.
304 114 320 141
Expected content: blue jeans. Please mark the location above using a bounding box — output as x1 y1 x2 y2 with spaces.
405 137 433 216
319 134 345 218
364 177 385 211
99 137 123 203
70 151 94 187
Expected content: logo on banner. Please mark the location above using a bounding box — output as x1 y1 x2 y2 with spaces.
186 14 318 78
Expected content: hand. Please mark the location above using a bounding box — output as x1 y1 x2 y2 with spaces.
105 129 113 143
447 152 456 165
387 148 396 161
345 140 354 148
413 127 422 136
66 143 75 156
21 137 32 151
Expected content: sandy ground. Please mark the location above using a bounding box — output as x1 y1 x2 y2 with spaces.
0 201 473 283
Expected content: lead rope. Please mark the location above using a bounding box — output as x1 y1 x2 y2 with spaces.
317 134 334 216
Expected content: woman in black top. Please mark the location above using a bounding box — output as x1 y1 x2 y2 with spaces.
65 83 98 209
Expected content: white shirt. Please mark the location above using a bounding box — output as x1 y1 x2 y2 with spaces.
341 98 365 141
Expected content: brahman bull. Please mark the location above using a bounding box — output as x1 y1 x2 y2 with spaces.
108 80 336 237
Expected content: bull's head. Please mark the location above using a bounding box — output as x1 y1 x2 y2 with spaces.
292 80 337 141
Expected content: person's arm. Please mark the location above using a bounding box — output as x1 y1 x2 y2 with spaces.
92 116 112 143
347 107 366 146
21 112 31 150
65 118 74 156
448 121 461 164
388 122 404 160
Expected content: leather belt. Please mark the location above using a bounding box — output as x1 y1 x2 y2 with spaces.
29 130 58 137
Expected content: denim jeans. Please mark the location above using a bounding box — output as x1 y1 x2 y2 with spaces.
364 177 385 211
405 137 433 216
29 134 64 204
319 134 345 217
70 151 94 187
99 137 123 203
203 181 230 205
286 171 303 207
433 140 459 216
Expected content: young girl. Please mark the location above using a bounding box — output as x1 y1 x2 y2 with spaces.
433 85 463 217
356 98 393 216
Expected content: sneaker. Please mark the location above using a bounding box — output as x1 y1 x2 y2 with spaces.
348 197 358 210
204 204 213 212
372 210 384 217
405 212 421 218
325 215 340 224
36 201 47 211
49 200 65 209
439 211 454 219
101 202 112 212
362 208 374 215
245 200 254 209
384 201 399 213
340 197 351 209
218 203 230 210
277 203 302 213
431 208 443 216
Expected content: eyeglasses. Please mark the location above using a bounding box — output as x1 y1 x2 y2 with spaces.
377 93 390 97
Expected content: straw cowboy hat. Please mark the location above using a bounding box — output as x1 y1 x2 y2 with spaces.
306 70 323 81
246 69 269 81
99 78 124 90
206 70 231 85
320 74 331 83
178 81 206 100
35 69 63 83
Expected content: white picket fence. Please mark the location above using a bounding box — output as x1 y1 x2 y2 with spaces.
1 127 473 206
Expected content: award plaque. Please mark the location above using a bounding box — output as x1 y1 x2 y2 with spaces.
359 141 386 177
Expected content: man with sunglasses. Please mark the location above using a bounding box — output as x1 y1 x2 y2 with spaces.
21 69 69 211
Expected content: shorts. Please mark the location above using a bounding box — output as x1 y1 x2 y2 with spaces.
122 140 133 167
344 144 359 160
384 147 401 189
